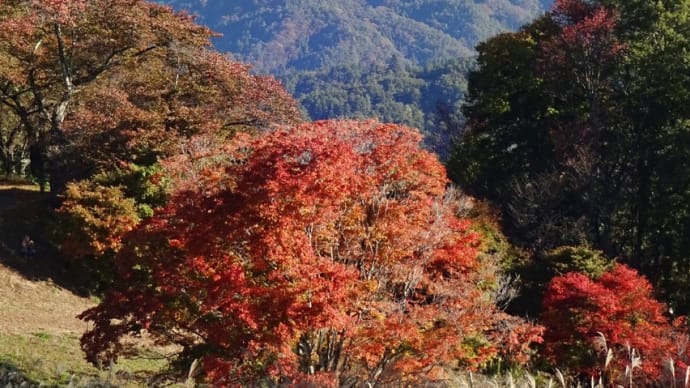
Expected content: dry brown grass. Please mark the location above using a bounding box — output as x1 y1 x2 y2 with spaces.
0 258 184 387
0 264 94 336
0 184 40 191
0 187 182 386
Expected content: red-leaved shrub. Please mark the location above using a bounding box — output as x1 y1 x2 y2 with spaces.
542 263 689 384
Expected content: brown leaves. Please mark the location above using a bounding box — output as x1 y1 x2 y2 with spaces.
0 0 300 192
58 180 140 259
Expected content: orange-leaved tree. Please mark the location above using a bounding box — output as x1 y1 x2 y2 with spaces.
54 46 300 264
0 0 300 192
80 120 542 385
0 0 301 263
542 263 690 385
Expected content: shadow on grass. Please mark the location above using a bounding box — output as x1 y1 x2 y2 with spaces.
0 359 40 387
0 188 93 297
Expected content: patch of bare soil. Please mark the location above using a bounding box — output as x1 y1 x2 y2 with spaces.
0 263 95 335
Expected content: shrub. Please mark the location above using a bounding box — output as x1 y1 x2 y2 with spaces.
57 180 140 260
542 245 613 279
541 263 689 385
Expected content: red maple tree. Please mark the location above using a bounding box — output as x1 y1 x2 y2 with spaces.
80 120 542 385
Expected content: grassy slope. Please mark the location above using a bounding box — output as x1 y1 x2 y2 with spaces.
0 185 174 387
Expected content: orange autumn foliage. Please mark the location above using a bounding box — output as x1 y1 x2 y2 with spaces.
58 180 140 259
0 0 300 191
80 120 542 385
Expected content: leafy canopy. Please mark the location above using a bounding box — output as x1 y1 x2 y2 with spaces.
0 0 300 192
449 0 690 312
80 120 542 385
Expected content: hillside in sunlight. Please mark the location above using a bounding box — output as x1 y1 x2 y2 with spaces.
162 0 553 74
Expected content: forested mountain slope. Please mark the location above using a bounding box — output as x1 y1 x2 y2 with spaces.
162 0 552 74
281 58 473 157
158 1 553 155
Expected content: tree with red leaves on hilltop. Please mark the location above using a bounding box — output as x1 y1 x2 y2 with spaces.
542 263 690 385
79 120 542 386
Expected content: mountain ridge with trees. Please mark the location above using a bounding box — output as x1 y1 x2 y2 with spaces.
157 1 554 154
160 0 553 74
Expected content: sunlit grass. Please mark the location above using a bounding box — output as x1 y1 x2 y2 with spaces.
0 184 41 191
0 332 176 387
0 174 41 191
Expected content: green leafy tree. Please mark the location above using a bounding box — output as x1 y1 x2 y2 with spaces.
449 0 690 311
447 18 558 200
